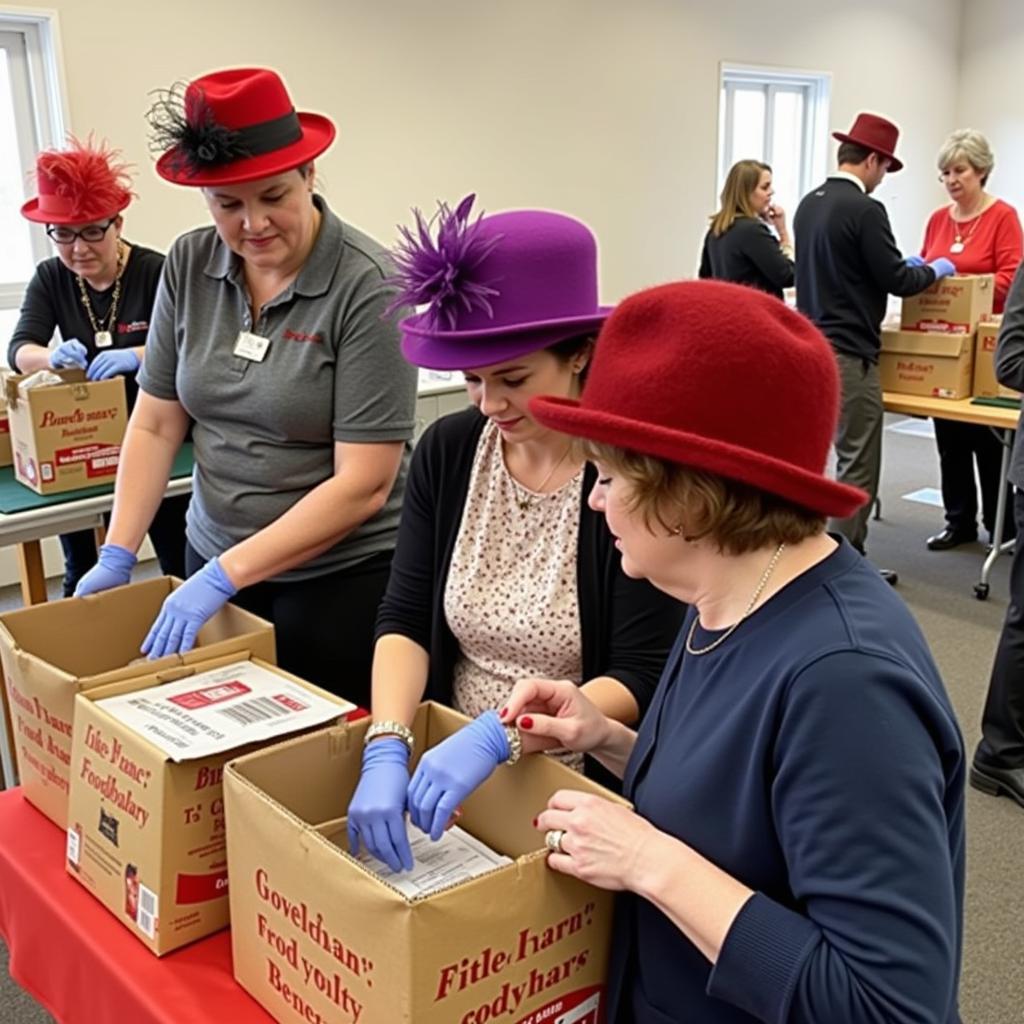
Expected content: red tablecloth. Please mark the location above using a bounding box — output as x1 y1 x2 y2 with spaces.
0 788 274 1024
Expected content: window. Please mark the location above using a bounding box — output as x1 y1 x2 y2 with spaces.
0 12 67 364
717 64 830 228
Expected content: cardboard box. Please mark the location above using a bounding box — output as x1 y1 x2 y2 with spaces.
900 274 993 334
880 328 974 399
5 368 127 495
225 703 621 1024
0 576 276 828
973 317 1019 399
65 655 354 956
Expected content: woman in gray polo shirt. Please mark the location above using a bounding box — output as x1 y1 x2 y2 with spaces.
74 68 416 707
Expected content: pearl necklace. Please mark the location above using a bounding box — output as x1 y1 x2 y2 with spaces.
685 543 786 656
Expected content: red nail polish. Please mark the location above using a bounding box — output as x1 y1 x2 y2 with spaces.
532 817 538 828
499 706 508 719
520 716 533 730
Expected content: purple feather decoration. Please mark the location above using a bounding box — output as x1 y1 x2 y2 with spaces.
388 194 503 330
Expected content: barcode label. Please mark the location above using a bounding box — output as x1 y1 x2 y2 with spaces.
217 695 302 726
66 828 80 866
137 884 157 939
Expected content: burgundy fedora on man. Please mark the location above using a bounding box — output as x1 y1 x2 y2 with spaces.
832 112 903 172
21 137 133 224
148 67 335 186
392 195 612 371
530 280 867 519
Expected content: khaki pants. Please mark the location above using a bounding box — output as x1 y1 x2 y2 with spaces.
829 351 883 554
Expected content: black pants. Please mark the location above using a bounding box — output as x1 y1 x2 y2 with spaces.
934 419 1015 541
59 494 190 597
977 488 1024 767
185 543 392 709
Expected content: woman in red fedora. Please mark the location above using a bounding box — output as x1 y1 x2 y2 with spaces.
9 137 188 595
345 196 683 873
74 68 416 706
447 281 964 1021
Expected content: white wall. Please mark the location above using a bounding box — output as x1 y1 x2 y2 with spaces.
957 1 1024 215
14 0 961 301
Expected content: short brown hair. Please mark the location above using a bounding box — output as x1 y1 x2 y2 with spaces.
837 141 873 167
583 443 825 555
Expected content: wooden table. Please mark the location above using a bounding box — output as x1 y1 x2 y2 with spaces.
882 392 1019 599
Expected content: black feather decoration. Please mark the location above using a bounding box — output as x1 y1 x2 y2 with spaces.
145 82 252 176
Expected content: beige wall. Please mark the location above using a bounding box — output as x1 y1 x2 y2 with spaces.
15 0 962 301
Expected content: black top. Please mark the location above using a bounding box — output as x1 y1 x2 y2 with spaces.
995 263 1024 487
698 217 794 300
8 244 165 408
793 177 936 362
375 406 686 721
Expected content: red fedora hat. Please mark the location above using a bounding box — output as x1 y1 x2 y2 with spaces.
21 137 133 224
832 112 903 172
149 67 335 186
530 280 867 519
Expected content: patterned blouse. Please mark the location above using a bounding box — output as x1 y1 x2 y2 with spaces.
444 420 585 769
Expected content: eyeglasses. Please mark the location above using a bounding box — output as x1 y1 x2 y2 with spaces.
45 218 117 244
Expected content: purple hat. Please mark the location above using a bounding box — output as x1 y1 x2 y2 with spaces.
390 195 612 370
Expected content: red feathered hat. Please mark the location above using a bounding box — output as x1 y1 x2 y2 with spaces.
530 280 867 519
148 68 335 186
21 137 133 224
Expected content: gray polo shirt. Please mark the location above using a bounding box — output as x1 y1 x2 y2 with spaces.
138 197 416 581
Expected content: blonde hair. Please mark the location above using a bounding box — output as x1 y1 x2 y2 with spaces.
937 129 994 186
710 160 771 237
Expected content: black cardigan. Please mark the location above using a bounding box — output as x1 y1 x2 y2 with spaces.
375 407 685 717
698 217 794 300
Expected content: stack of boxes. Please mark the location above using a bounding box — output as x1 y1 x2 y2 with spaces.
880 274 1000 400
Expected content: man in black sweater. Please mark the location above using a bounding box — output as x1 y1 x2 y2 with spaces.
794 113 955 581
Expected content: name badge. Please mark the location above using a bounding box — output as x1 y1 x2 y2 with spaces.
233 331 271 362
95 330 113 349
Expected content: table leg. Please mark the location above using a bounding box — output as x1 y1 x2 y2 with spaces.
16 541 48 606
976 429 1014 600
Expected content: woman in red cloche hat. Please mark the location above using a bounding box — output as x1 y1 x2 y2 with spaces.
73 69 417 707
10 137 188 595
474 281 963 1022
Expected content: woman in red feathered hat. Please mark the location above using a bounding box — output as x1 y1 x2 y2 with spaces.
450 281 964 1022
9 137 188 595
72 68 417 708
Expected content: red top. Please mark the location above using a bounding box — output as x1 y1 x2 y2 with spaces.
920 198 1023 312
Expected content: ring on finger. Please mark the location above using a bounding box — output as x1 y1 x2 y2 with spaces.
544 828 567 854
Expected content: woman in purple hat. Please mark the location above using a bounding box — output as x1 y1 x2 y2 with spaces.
491 280 964 1022
73 69 416 706
9 137 188 595
345 196 684 873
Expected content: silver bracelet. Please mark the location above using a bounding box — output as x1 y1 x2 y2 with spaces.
364 720 415 754
503 725 523 766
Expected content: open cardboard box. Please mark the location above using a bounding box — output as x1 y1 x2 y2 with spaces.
225 702 621 1024
900 273 993 334
0 576 275 827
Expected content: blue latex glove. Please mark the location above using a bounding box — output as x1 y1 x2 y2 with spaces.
905 255 927 268
87 348 140 381
73 543 137 596
929 257 957 280
141 557 237 659
347 738 414 873
407 710 510 841
49 339 88 370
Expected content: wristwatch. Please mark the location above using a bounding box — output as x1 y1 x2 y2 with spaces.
363 720 415 754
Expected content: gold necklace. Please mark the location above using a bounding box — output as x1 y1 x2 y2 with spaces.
510 445 573 512
76 241 126 349
949 198 988 254
685 542 786 656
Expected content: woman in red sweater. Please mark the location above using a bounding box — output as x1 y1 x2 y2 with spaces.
918 129 1022 550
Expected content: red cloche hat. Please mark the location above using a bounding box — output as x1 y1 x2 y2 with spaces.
832 112 903 173
21 137 133 224
149 68 336 186
530 280 868 519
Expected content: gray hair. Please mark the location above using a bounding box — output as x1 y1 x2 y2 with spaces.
937 129 995 185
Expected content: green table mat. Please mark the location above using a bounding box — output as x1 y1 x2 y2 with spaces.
970 396 1021 410
0 443 193 516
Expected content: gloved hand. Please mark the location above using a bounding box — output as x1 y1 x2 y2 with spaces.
407 710 509 841
49 339 88 370
73 543 137 596
905 255 927 268
87 349 140 381
928 257 957 280
141 557 237 659
348 738 414 873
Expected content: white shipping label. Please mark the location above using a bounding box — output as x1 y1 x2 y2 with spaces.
95 661 353 761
